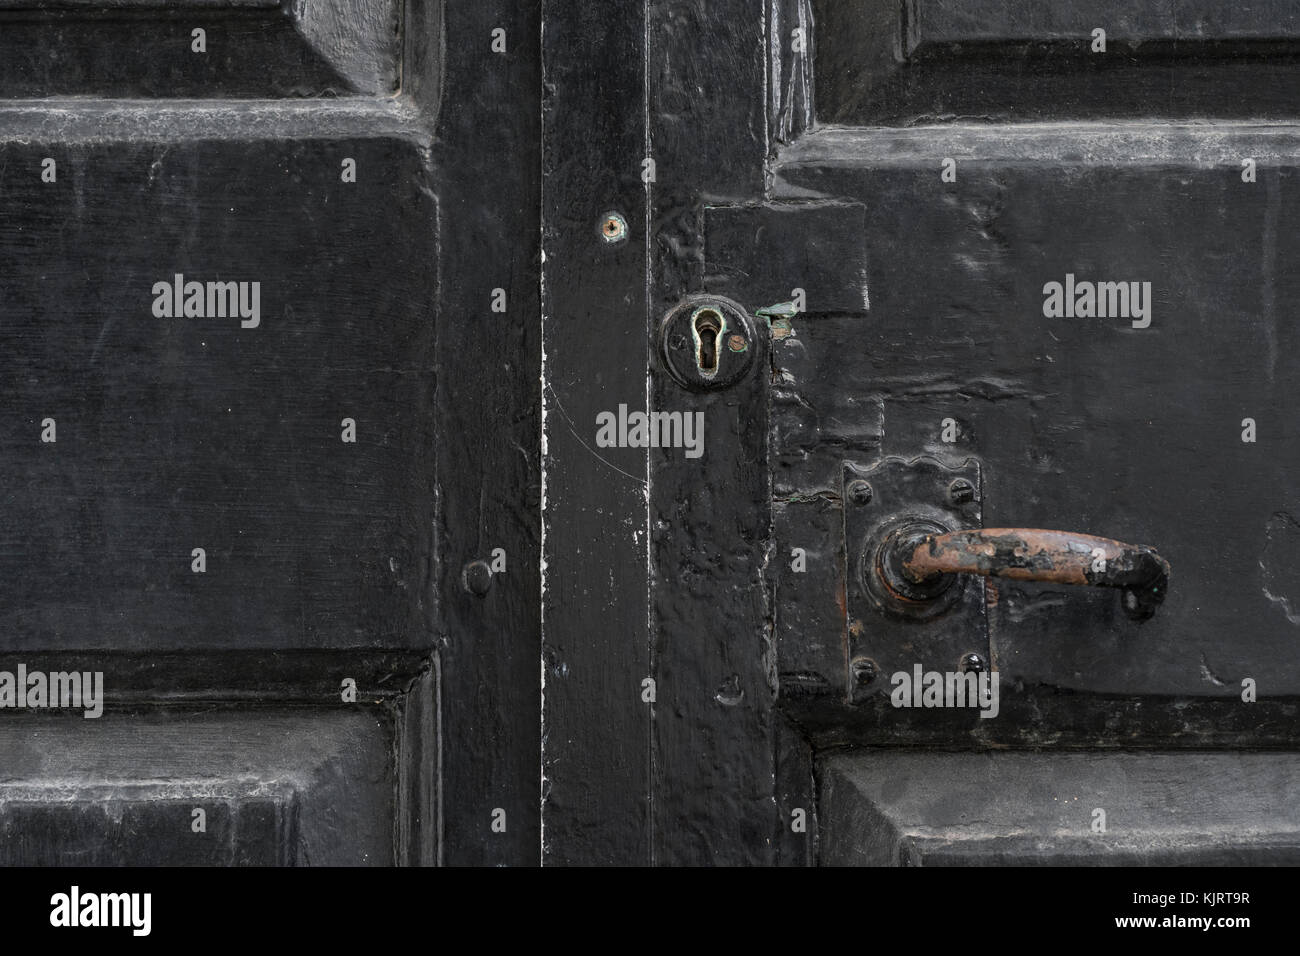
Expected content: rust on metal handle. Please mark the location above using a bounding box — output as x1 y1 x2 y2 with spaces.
902 528 1171 619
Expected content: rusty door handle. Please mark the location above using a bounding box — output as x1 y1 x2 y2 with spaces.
894 528 1171 619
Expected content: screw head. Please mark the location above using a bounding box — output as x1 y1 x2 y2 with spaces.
599 212 627 243
948 478 976 506
727 333 747 353
960 652 986 674
847 480 873 506
851 657 877 685
463 560 493 596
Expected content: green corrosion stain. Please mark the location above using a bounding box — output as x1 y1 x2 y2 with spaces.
756 301 798 339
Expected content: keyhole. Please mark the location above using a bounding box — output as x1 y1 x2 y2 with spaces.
694 309 722 375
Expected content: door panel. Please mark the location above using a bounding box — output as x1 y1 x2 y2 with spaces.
751 2 1300 864
768 128 1300 700
538 0 1300 864
0 0 541 866
820 751 1300 866
0 135 436 653
0 0 400 97
813 0 1300 124
0 709 399 865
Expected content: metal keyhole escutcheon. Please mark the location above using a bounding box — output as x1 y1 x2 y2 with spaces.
659 295 758 391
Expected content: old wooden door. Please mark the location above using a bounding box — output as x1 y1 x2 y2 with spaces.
541 0 1300 865
0 1 541 866
7 0 1296 870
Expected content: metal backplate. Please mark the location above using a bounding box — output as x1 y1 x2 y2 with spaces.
842 457 987 704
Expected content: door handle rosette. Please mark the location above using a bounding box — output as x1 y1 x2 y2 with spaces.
841 457 1172 705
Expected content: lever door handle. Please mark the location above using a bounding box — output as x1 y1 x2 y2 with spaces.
887 528 1171 620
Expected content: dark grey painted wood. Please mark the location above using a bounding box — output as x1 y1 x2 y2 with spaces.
647 0 781 866
0 0 537 866
3 0 1297 869
540 0 651 865
0 135 437 655
0 708 396 865
820 751 1300 865
769 127 1300 699
813 0 1300 125
433 0 542 868
0 0 401 97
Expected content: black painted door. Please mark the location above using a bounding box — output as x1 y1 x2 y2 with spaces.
790 0 1300 865
541 0 1300 865
8 0 1296 869
0 2 540 865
